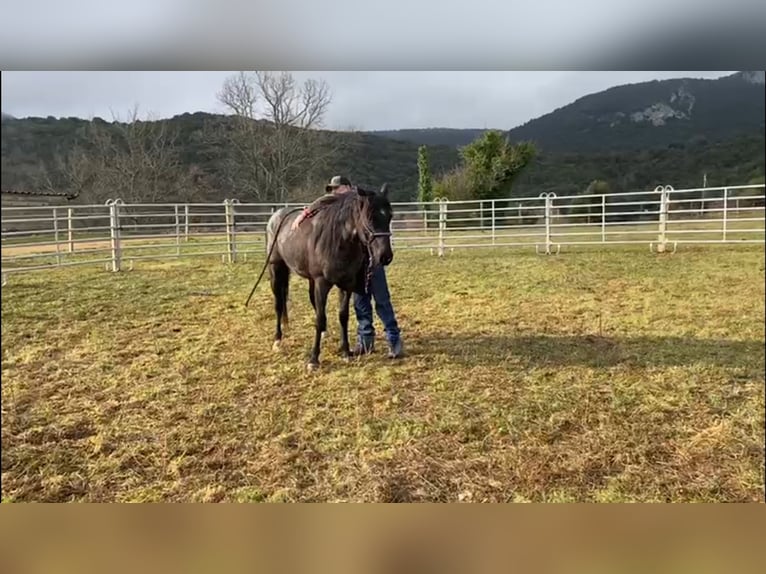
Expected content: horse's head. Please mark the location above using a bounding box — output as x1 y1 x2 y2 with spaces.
356 183 394 267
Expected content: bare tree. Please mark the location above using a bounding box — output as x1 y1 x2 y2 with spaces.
206 76 266 199
44 106 202 205
35 146 96 199
218 72 258 118
213 71 342 203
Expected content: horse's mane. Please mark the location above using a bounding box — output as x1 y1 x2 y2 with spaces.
312 191 372 255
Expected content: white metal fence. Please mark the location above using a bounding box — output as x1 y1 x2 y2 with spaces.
2 184 764 281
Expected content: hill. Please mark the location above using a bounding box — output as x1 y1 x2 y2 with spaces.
511 133 765 197
505 71 765 154
364 128 489 148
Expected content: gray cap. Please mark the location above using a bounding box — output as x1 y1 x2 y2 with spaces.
325 175 352 192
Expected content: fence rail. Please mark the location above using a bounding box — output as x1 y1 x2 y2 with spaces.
2 184 764 280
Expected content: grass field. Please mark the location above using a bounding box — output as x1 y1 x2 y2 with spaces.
1 246 764 502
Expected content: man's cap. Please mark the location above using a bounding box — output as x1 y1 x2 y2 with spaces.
325 175 352 192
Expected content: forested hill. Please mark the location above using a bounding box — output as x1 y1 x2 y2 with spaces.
505 71 765 154
364 128 488 148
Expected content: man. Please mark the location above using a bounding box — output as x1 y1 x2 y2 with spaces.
294 175 404 359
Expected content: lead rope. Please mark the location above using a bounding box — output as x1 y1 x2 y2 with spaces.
365 243 374 294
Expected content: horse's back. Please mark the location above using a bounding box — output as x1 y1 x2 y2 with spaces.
266 207 290 254
267 207 308 269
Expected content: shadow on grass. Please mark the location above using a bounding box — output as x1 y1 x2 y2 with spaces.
418 333 766 370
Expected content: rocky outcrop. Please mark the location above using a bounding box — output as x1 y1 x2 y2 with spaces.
626 83 696 126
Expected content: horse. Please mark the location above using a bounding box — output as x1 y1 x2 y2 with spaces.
247 184 394 370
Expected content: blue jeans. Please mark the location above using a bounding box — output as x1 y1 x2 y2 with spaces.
354 265 400 346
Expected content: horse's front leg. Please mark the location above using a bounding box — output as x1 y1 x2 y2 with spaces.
338 289 352 359
308 278 332 370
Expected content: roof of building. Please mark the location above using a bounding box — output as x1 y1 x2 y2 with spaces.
1 189 77 200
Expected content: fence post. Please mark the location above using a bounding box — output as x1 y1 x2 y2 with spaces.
223 199 239 263
53 207 62 266
184 204 190 242
722 188 728 241
231 199 239 262
601 195 606 243
655 185 671 253
544 194 552 254
106 199 123 272
174 204 181 257
537 192 558 255
223 200 232 263
436 198 447 257
491 200 496 245
67 207 74 253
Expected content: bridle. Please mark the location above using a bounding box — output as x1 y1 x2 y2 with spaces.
359 224 392 245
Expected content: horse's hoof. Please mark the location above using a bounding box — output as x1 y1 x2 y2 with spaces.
272 340 283 352
306 361 320 371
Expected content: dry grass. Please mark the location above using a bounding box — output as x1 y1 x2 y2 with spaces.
1 246 764 502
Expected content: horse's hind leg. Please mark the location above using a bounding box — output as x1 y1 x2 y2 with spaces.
309 279 328 339
308 278 331 370
270 261 290 351
309 279 316 311
338 289 352 359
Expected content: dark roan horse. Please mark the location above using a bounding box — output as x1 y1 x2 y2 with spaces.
246 184 394 369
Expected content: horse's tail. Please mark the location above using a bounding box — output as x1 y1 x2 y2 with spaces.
244 208 298 308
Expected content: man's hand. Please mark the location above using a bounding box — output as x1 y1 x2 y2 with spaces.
292 208 308 230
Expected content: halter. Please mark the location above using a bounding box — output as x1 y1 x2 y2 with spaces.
359 226 392 245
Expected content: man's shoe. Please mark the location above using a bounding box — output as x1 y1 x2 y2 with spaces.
387 339 404 359
352 340 374 356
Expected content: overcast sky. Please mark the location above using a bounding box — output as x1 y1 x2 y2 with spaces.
1 71 735 131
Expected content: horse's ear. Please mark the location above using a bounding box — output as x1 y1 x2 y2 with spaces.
356 186 374 197
380 183 389 198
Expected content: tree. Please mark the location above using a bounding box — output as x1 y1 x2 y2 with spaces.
431 130 537 230
459 130 537 200
212 71 340 203
433 166 473 201
417 145 433 203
